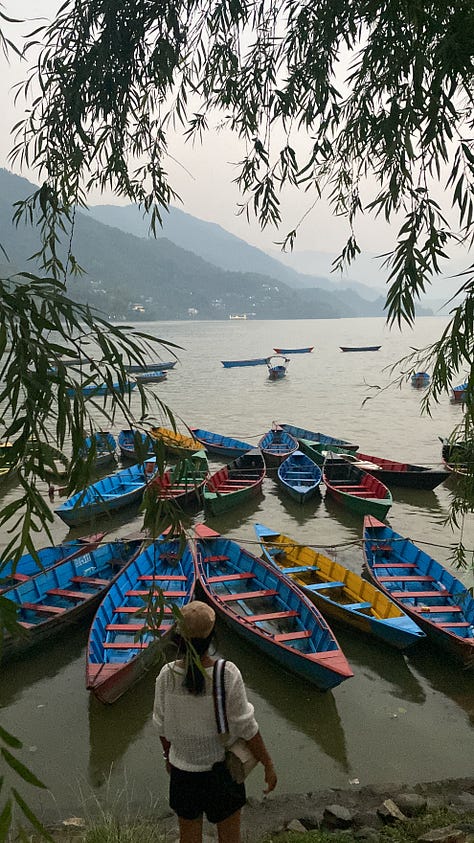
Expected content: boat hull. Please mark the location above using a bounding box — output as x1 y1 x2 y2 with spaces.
258 427 299 467
204 449 265 515
125 361 176 372
323 456 392 519
273 347 314 354
221 358 268 368
342 452 448 490
277 451 322 503
190 428 253 458
340 346 381 352
149 426 201 456
281 424 358 455
55 461 155 526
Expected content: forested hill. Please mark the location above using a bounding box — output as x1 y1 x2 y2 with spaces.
0 168 394 320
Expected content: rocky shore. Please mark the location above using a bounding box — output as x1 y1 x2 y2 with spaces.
55 777 474 842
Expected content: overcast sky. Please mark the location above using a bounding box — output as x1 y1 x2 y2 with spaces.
0 0 469 294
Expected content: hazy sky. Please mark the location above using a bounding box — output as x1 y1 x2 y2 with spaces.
0 0 469 293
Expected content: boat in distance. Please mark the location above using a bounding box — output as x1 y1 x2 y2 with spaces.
363 516 474 669
66 380 137 398
55 459 156 526
192 525 354 691
203 449 266 516
118 429 155 461
451 381 468 403
340 345 381 352
254 524 425 650
266 355 289 380
323 454 392 519
79 431 117 468
280 423 358 456
125 361 177 373
134 370 168 384
439 438 471 476
277 450 322 503
339 451 448 490
0 534 105 593
273 347 314 354
411 372 430 387
86 536 195 703
190 428 253 458
1 538 142 662
258 425 299 466
221 358 268 368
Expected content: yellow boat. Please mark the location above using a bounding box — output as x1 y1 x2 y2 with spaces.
254 523 425 650
0 441 14 478
148 426 201 456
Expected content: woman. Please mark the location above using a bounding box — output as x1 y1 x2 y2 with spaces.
153 601 277 843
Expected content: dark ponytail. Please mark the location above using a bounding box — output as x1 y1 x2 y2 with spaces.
171 629 215 695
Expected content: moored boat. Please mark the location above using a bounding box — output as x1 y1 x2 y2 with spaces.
125 361 176 373
86 536 195 703
148 450 209 508
254 524 425 650
80 431 117 468
118 428 155 461
339 451 448 490
266 355 289 380
439 438 471 476
273 347 314 354
0 534 105 593
411 372 430 388
55 459 157 526
0 440 15 478
363 516 474 669
190 428 253 458
277 450 322 503
203 449 266 515
221 358 268 368
134 370 168 384
323 454 392 519
281 423 358 457
1 537 143 662
192 525 353 690
67 381 137 398
451 381 468 403
148 426 201 456
340 345 381 352
258 425 299 466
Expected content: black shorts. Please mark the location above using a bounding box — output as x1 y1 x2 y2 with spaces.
169 761 246 823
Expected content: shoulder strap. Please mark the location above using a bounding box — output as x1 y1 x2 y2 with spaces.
212 658 229 734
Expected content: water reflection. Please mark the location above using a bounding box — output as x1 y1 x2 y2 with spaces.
266 482 323 524
406 644 474 726
390 486 444 514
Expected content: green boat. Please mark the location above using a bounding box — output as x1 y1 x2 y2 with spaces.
151 450 209 507
203 449 266 516
298 438 354 467
322 455 392 519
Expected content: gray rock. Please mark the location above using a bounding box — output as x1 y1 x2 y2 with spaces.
286 819 308 833
323 804 355 829
454 793 474 811
298 816 320 830
395 794 428 817
377 799 408 824
417 826 468 843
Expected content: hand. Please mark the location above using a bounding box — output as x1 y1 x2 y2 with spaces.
263 761 277 794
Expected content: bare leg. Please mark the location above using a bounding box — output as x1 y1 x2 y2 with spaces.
178 816 203 843
217 809 241 843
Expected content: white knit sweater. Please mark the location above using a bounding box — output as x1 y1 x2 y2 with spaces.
153 660 258 772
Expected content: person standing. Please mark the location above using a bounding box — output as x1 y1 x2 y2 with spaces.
153 601 277 843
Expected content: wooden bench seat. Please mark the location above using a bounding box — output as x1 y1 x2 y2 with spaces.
103 641 150 649
138 574 187 581
21 602 66 614
304 581 345 590
115 605 174 614
437 621 471 628
281 565 318 574
125 589 187 598
246 610 299 622
378 575 434 583
391 590 452 599
219 589 278 602
46 588 88 600
346 601 372 611
372 563 416 569
11 573 30 582
70 575 110 586
203 556 230 563
411 605 461 613
207 572 255 583
274 629 312 642
106 622 170 632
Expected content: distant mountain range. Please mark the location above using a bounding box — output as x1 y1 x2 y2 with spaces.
0 168 432 321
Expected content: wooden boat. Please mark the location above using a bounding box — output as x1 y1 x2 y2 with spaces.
67 381 137 398
134 370 168 384
148 426 201 456
439 438 471 476
281 423 359 457
266 355 289 380
80 431 117 468
363 516 474 669
258 425 299 467
340 345 381 352
125 361 176 373
221 358 268 368
277 450 322 503
55 459 157 526
190 427 253 458
0 440 15 478
451 381 468 403
86 536 195 703
192 525 353 690
273 347 314 354
254 524 426 650
149 450 209 508
0 534 105 593
323 454 392 519
411 372 430 387
339 451 448 490
203 449 266 516
118 429 155 461
1 537 143 662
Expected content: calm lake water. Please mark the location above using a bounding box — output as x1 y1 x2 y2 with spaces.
1 316 473 824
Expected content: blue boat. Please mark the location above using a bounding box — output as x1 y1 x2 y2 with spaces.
273 347 314 354
451 381 468 402
281 423 359 457
192 525 353 691
80 431 117 467
67 381 137 398
254 524 425 651
221 358 268 368
266 355 289 380
258 425 299 466
0 534 105 593
363 517 474 669
340 345 381 352
411 372 430 388
125 361 177 373
118 429 155 461
134 370 168 384
86 537 196 703
190 427 253 458
2 538 143 662
277 450 322 503
55 459 157 526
